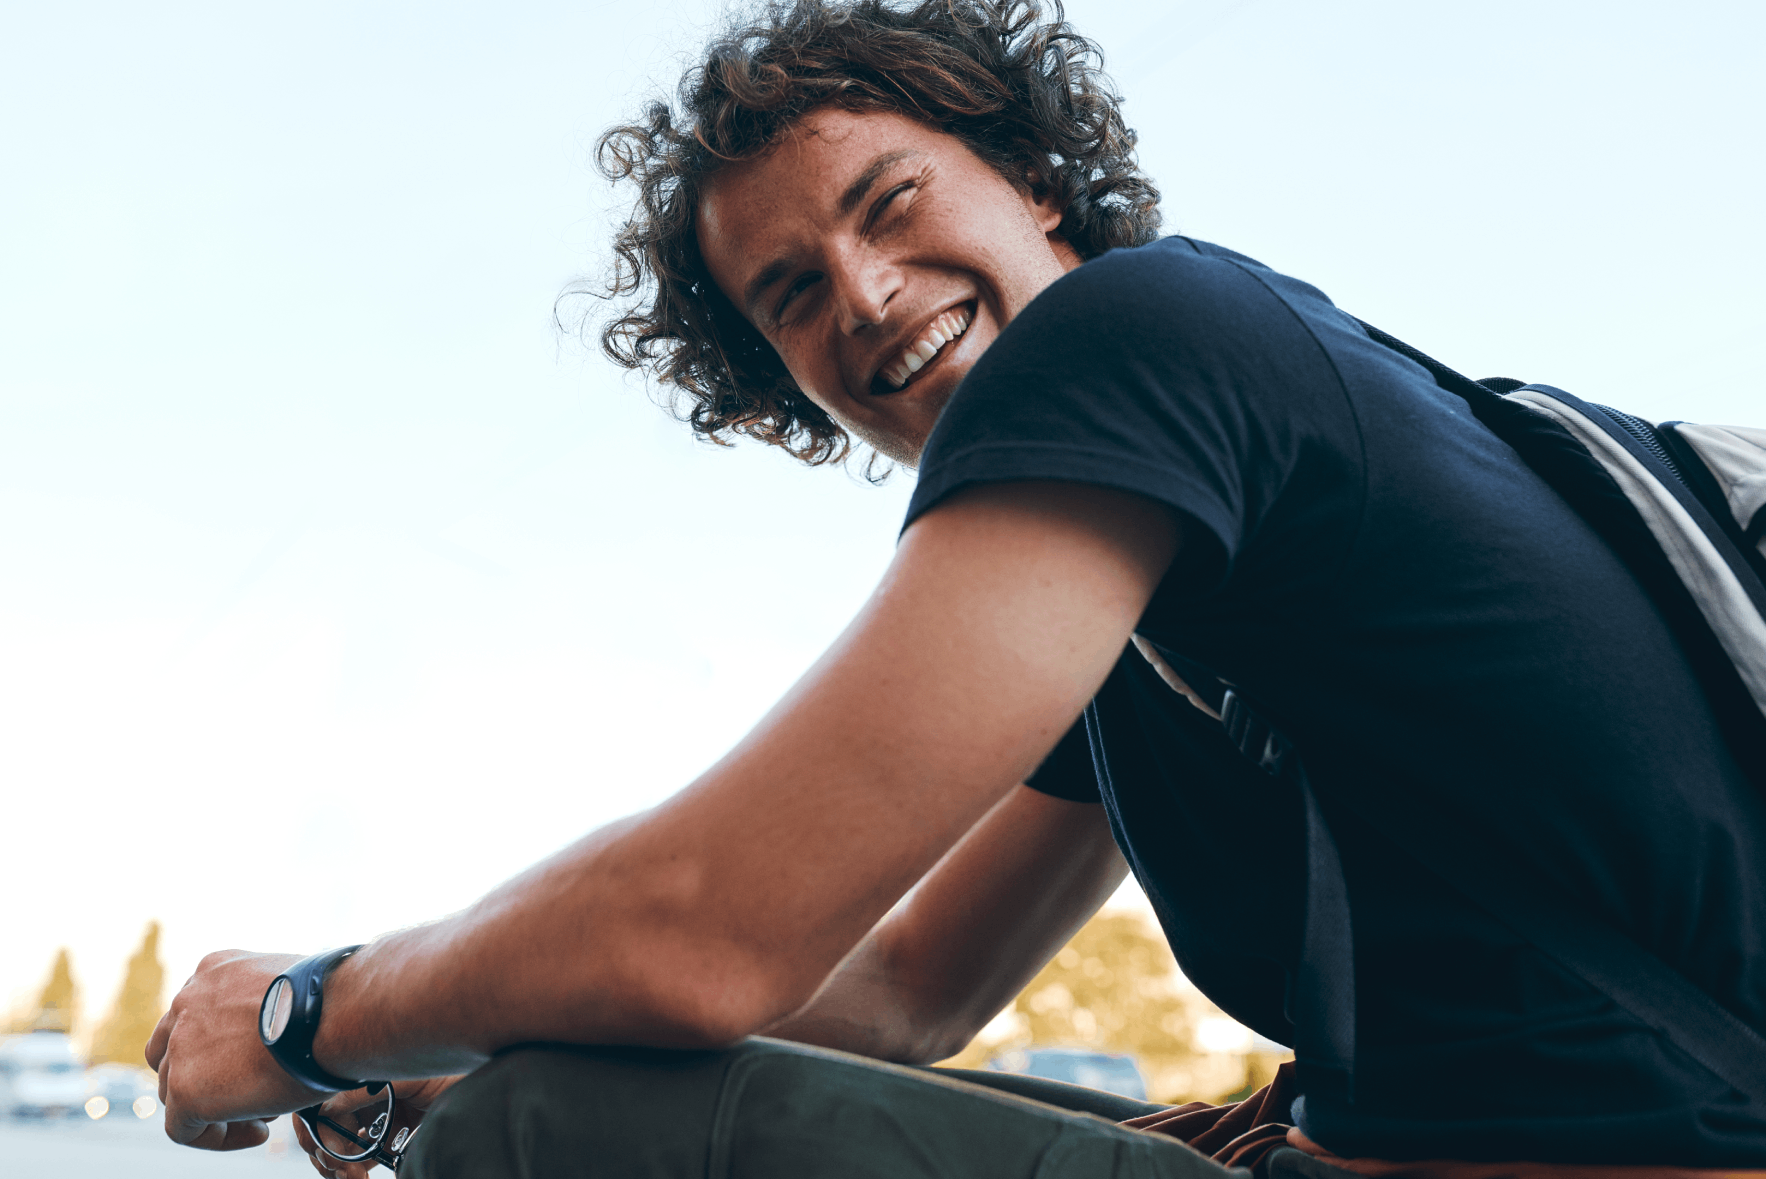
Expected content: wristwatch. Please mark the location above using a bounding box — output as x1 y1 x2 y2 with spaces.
259 945 376 1093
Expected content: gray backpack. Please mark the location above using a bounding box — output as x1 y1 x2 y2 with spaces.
1496 386 1766 711
1132 321 1766 1107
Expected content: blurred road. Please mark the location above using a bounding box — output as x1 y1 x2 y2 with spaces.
0 1111 308 1176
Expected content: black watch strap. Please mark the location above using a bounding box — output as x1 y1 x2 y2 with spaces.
260 945 369 1093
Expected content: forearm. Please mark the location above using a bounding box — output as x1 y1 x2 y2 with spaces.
764 788 1130 1066
760 934 939 1063
311 813 778 1080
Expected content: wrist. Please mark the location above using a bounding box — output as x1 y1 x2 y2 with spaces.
308 943 373 1082
310 927 491 1080
259 946 372 1092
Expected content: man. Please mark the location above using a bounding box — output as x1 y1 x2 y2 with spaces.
149 1 1766 1175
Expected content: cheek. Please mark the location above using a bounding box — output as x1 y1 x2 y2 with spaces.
769 346 855 431
774 344 830 405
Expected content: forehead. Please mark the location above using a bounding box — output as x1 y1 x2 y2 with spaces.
701 107 943 222
696 109 958 289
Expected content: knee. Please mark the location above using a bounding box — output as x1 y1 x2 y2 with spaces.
401 1050 538 1179
403 1044 734 1179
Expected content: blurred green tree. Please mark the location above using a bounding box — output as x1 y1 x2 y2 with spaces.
23 948 80 1034
940 911 1288 1103
89 922 167 1067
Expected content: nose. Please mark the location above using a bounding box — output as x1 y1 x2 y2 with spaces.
829 248 900 336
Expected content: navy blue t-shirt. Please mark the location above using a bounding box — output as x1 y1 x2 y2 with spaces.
903 237 1766 1164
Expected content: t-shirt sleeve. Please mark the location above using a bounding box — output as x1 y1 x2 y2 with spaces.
904 237 1359 597
1024 715 1101 802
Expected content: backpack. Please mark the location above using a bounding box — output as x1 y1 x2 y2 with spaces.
1130 320 1766 1107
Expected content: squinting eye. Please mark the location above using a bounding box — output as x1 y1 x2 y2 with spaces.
871 184 913 225
779 273 821 315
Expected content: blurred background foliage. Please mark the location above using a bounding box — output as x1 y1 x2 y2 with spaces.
13 948 78 1035
940 910 1289 1104
88 924 166 1067
7 924 165 1067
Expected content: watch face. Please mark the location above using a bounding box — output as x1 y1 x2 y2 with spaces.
261 977 294 1045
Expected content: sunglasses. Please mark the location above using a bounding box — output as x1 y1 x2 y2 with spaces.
297 1082 418 1172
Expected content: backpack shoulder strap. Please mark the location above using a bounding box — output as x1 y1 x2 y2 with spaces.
1356 321 1766 783
1132 639 1766 1111
1505 385 1766 716
1662 423 1766 583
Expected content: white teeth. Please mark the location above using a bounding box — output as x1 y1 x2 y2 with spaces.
879 306 972 390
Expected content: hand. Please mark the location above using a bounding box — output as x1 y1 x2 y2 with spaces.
147 949 334 1150
293 1076 462 1178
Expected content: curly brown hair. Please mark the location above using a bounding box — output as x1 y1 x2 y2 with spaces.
590 0 1162 468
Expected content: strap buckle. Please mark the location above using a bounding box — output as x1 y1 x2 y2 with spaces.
1220 689 1291 777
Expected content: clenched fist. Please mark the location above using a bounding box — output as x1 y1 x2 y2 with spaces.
147 949 333 1150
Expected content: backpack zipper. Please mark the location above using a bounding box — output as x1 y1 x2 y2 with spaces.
1587 402 1689 489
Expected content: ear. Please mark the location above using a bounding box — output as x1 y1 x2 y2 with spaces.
1024 179 1067 235
1022 179 1081 270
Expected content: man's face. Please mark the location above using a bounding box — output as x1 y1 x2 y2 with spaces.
697 108 1082 466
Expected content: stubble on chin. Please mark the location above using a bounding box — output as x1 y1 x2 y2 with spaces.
843 416 924 470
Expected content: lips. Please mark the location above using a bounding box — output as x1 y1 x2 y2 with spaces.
875 303 973 392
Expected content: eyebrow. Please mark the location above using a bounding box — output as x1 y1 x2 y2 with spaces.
838 149 917 217
740 149 920 321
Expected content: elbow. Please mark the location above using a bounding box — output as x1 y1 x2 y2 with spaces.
623 945 823 1051
556 838 837 1050
878 1002 995 1067
922 1015 998 1066
641 984 771 1051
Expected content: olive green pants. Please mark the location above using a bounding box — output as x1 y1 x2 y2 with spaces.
403 1036 1342 1178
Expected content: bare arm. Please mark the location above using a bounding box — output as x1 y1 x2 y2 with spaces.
148 482 1177 1144
762 784 1128 1065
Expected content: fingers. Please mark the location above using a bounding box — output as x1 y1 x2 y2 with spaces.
170 1115 271 1152
156 1054 210 1148
165 1104 223 1149
145 1008 173 1074
158 1051 274 1152
295 1114 377 1179
400 1073 466 1112
317 1084 385 1119
292 1113 325 1173
294 1117 336 1178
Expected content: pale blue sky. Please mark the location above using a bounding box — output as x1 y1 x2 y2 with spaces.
2 0 1760 1017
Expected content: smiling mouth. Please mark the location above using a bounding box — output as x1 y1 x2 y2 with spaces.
874 302 974 394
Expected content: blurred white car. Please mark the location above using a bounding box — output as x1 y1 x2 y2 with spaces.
85 1062 158 1120
0 1032 88 1118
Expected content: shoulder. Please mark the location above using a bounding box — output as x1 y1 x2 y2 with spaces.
956 236 1357 411
1024 236 1335 335
986 237 1347 382
1054 235 1280 300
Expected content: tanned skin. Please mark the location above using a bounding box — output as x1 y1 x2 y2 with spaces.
148 108 1181 1177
